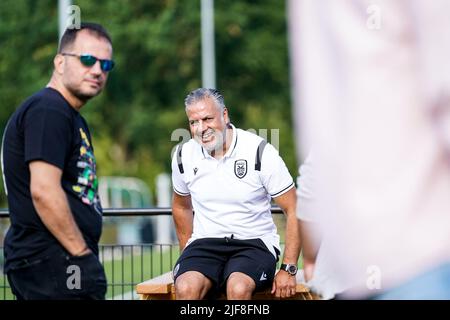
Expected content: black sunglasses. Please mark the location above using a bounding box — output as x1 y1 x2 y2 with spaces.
61 53 115 72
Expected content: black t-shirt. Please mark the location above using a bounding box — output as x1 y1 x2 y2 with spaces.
2 87 102 272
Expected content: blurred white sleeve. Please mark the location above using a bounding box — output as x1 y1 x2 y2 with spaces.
296 152 315 222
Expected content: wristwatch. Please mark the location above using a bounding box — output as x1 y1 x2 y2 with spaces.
280 263 298 276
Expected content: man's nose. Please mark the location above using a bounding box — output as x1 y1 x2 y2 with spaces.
197 120 206 133
90 60 103 75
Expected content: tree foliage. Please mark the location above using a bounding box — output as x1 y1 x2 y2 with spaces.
0 0 296 206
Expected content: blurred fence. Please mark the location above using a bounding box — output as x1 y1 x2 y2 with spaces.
0 207 284 300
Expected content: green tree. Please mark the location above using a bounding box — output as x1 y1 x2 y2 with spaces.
0 0 296 207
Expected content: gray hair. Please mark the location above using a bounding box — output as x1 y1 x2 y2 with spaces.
184 88 225 111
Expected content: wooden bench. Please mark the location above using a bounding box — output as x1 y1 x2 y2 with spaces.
136 271 320 300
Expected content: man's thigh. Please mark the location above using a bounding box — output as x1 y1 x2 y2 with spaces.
223 239 277 292
7 249 106 300
173 238 229 288
7 255 57 300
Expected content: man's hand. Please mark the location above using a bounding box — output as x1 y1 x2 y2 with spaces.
73 246 93 257
272 269 297 298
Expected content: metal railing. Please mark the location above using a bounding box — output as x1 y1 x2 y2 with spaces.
0 207 284 218
0 207 285 300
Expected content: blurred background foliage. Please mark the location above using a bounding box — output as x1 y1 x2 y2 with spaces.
0 0 296 207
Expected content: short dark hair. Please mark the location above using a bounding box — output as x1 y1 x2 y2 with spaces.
58 22 112 53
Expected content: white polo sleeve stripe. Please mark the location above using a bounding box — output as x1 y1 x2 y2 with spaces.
173 187 190 196
271 182 295 198
171 144 190 195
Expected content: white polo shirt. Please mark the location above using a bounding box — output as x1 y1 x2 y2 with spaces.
171 124 294 258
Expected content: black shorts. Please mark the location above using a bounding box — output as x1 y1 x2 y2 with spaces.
173 237 278 295
7 245 106 300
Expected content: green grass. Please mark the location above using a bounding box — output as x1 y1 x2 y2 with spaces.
0 275 14 300
101 244 180 299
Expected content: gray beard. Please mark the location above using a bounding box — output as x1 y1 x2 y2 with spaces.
203 131 227 155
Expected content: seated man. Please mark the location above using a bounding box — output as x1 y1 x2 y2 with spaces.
171 88 300 300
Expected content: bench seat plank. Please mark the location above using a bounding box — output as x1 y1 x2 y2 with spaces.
136 271 319 300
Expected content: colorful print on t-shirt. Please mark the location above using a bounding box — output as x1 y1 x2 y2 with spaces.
72 128 101 214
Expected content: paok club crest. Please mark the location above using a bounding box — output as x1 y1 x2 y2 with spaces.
234 159 248 178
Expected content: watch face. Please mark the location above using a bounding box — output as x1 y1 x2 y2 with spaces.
281 264 298 275
288 265 297 275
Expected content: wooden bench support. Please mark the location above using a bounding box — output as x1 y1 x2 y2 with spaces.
136 271 320 300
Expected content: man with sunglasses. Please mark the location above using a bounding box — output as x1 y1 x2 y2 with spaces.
1 22 114 299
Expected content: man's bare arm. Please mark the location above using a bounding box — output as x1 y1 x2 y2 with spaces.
29 161 90 256
271 188 301 298
277 188 301 265
172 192 194 251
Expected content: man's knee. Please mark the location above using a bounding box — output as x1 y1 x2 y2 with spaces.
227 272 255 300
175 271 211 300
175 279 200 299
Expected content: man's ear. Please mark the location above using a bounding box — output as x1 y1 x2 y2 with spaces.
223 107 230 124
54 54 64 74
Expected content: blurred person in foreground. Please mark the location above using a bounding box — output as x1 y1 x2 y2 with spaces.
1 22 114 299
289 0 450 299
295 153 318 283
296 152 348 299
171 88 300 299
